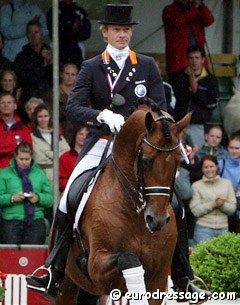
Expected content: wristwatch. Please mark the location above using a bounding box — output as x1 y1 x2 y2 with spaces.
11 195 15 204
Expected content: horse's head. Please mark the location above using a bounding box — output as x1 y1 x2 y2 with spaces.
112 99 191 232
137 110 191 232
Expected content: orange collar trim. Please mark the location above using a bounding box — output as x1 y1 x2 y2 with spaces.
102 50 137 65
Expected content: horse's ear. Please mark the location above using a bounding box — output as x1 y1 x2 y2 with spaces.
175 112 192 132
145 112 156 132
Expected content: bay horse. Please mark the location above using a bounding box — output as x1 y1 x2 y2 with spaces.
56 102 191 305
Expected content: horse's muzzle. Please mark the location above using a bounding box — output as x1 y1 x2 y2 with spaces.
145 213 170 232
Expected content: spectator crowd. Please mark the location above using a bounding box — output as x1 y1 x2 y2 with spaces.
0 0 239 251
0 0 91 245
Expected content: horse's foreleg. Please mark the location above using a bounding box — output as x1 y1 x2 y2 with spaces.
89 251 149 305
117 252 149 305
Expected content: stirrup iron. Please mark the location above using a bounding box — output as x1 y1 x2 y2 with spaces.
190 275 210 291
26 265 52 292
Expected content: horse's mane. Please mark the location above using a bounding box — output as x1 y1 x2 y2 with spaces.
128 97 172 142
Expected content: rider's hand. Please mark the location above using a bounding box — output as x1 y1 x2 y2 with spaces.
97 109 125 133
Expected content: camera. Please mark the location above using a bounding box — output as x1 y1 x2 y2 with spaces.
23 192 31 198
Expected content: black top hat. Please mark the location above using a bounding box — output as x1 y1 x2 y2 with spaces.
98 4 139 25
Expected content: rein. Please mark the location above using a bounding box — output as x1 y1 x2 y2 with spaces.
111 115 180 213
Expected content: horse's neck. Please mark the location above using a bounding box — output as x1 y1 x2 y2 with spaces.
112 116 144 184
113 131 139 167
114 110 146 153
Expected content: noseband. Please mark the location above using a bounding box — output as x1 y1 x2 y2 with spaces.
111 115 180 213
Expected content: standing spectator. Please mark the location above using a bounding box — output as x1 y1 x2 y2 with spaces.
0 92 32 169
44 63 79 144
0 142 53 245
171 45 219 149
0 0 48 62
0 32 11 74
59 125 88 193
162 0 214 79
13 20 53 104
218 134 240 233
190 155 236 244
47 0 91 68
196 125 229 162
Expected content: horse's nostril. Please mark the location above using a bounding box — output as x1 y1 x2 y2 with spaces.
145 213 168 232
146 215 154 226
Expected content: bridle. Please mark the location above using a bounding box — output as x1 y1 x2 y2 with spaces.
111 115 180 213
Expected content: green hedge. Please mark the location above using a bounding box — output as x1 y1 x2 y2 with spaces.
0 286 5 302
190 232 240 297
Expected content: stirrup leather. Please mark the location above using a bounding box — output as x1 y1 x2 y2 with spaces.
26 265 52 292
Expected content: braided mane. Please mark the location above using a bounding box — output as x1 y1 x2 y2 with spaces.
128 97 172 142
128 97 161 117
162 119 172 142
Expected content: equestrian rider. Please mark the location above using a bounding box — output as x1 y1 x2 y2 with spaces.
26 4 211 303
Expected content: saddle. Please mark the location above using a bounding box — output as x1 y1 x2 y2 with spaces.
67 135 114 222
67 168 98 221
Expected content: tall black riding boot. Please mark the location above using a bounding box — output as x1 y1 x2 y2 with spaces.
26 209 72 301
171 190 211 304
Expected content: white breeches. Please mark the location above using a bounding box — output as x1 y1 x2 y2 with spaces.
59 139 113 214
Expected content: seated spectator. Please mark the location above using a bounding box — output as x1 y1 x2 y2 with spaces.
13 20 52 104
31 104 70 224
155 58 176 115
196 125 229 162
59 125 88 193
0 142 53 245
218 134 240 233
24 97 44 130
47 0 91 67
163 81 176 116
0 32 11 74
0 92 32 169
45 63 79 144
0 0 48 62
171 45 219 149
31 103 70 188
190 155 236 244
0 69 27 122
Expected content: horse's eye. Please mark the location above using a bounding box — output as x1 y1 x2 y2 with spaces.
142 156 153 171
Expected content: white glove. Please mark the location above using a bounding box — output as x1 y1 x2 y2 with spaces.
97 109 125 133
